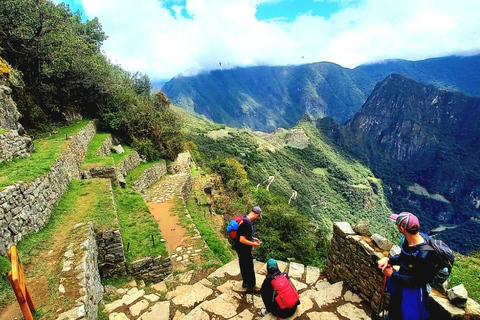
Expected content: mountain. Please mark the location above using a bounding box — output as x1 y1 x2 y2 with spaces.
163 54 480 132
320 74 480 254
178 106 398 242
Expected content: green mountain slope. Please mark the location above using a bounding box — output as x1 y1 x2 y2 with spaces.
178 106 398 241
163 54 480 132
322 74 480 254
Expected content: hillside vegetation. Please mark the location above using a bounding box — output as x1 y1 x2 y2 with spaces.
0 0 183 161
179 107 398 244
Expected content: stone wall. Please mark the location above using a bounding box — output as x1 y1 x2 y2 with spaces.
116 151 141 186
97 134 113 157
0 121 96 254
128 256 173 283
324 221 480 320
96 229 127 278
83 151 142 187
82 222 104 319
180 173 193 202
0 129 34 162
0 77 20 130
131 161 167 192
0 78 34 163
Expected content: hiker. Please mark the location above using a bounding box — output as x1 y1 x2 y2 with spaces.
260 258 299 318
235 206 262 292
377 212 436 320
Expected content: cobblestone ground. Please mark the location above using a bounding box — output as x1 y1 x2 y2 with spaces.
104 259 375 320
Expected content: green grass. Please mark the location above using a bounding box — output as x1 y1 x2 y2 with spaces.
82 137 135 170
113 186 167 264
0 256 12 307
82 132 112 167
125 160 165 185
450 253 480 303
0 179 116 312
184 190 235 264
0 120 90 188
17 179 116 264
111 145 134 165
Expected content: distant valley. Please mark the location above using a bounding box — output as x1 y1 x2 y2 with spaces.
163 54 480 132
165 55 480 254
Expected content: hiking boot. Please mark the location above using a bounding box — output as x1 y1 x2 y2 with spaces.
242 283 248 288
246 285 261 293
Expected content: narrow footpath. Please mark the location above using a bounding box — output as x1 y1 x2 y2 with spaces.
103 152 374 320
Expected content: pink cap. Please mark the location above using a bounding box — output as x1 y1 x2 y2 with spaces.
389 212 420 231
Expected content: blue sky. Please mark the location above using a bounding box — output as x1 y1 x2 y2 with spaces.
52 0 480 82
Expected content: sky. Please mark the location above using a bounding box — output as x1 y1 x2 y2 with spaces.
52 0 480 82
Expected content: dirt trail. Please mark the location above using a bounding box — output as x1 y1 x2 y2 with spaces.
146 200 186 254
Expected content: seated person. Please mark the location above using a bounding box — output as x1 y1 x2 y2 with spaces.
260 259 300 318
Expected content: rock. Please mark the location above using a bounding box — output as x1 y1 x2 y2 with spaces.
389 244 401 256
289 262 305 279
305 266 320 285
139 301 170 320
170 282 213 308
333 222 356 237
151 281 167 293
448 284 468 308
111 145 124 154
109 312 130 320
372 233 393 251
353 221 372 236
337 303 370 320
306 311 339 320
129 299 149 317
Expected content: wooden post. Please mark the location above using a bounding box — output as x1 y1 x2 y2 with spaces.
8 246 35 320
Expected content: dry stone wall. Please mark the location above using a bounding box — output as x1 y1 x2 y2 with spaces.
0 121 96 254
0 78 34 163
0 129 34 162
96 229 127 278
131 161 167 192
128 256 173 283
81 222 104 319
83 151 142 187
324 221 480 320
97 134 113 157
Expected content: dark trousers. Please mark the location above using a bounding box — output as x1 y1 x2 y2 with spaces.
236 247 255 287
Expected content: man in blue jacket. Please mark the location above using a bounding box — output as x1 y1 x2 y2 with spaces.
378 212 436 320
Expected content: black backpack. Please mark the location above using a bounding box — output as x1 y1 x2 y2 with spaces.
419 238 455 290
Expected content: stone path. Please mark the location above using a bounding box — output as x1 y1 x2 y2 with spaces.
103 151 374 319
104 259 374 320
143 172 190 203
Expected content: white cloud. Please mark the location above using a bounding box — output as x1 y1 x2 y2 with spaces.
67 0 480 81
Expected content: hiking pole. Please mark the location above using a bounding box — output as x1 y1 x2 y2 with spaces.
372 267 389 320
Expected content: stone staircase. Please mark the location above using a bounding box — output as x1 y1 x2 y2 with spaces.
104 258 373 320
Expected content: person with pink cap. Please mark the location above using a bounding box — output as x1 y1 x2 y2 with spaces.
377 212 436 320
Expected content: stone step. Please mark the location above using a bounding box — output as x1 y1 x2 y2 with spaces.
102 259 372 320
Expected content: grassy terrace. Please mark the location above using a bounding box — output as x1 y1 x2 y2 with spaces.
114 186 167 263
82 132 167 262
0 120 90 189
0 178 117 312
82 132 135 170
82 132 113 169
